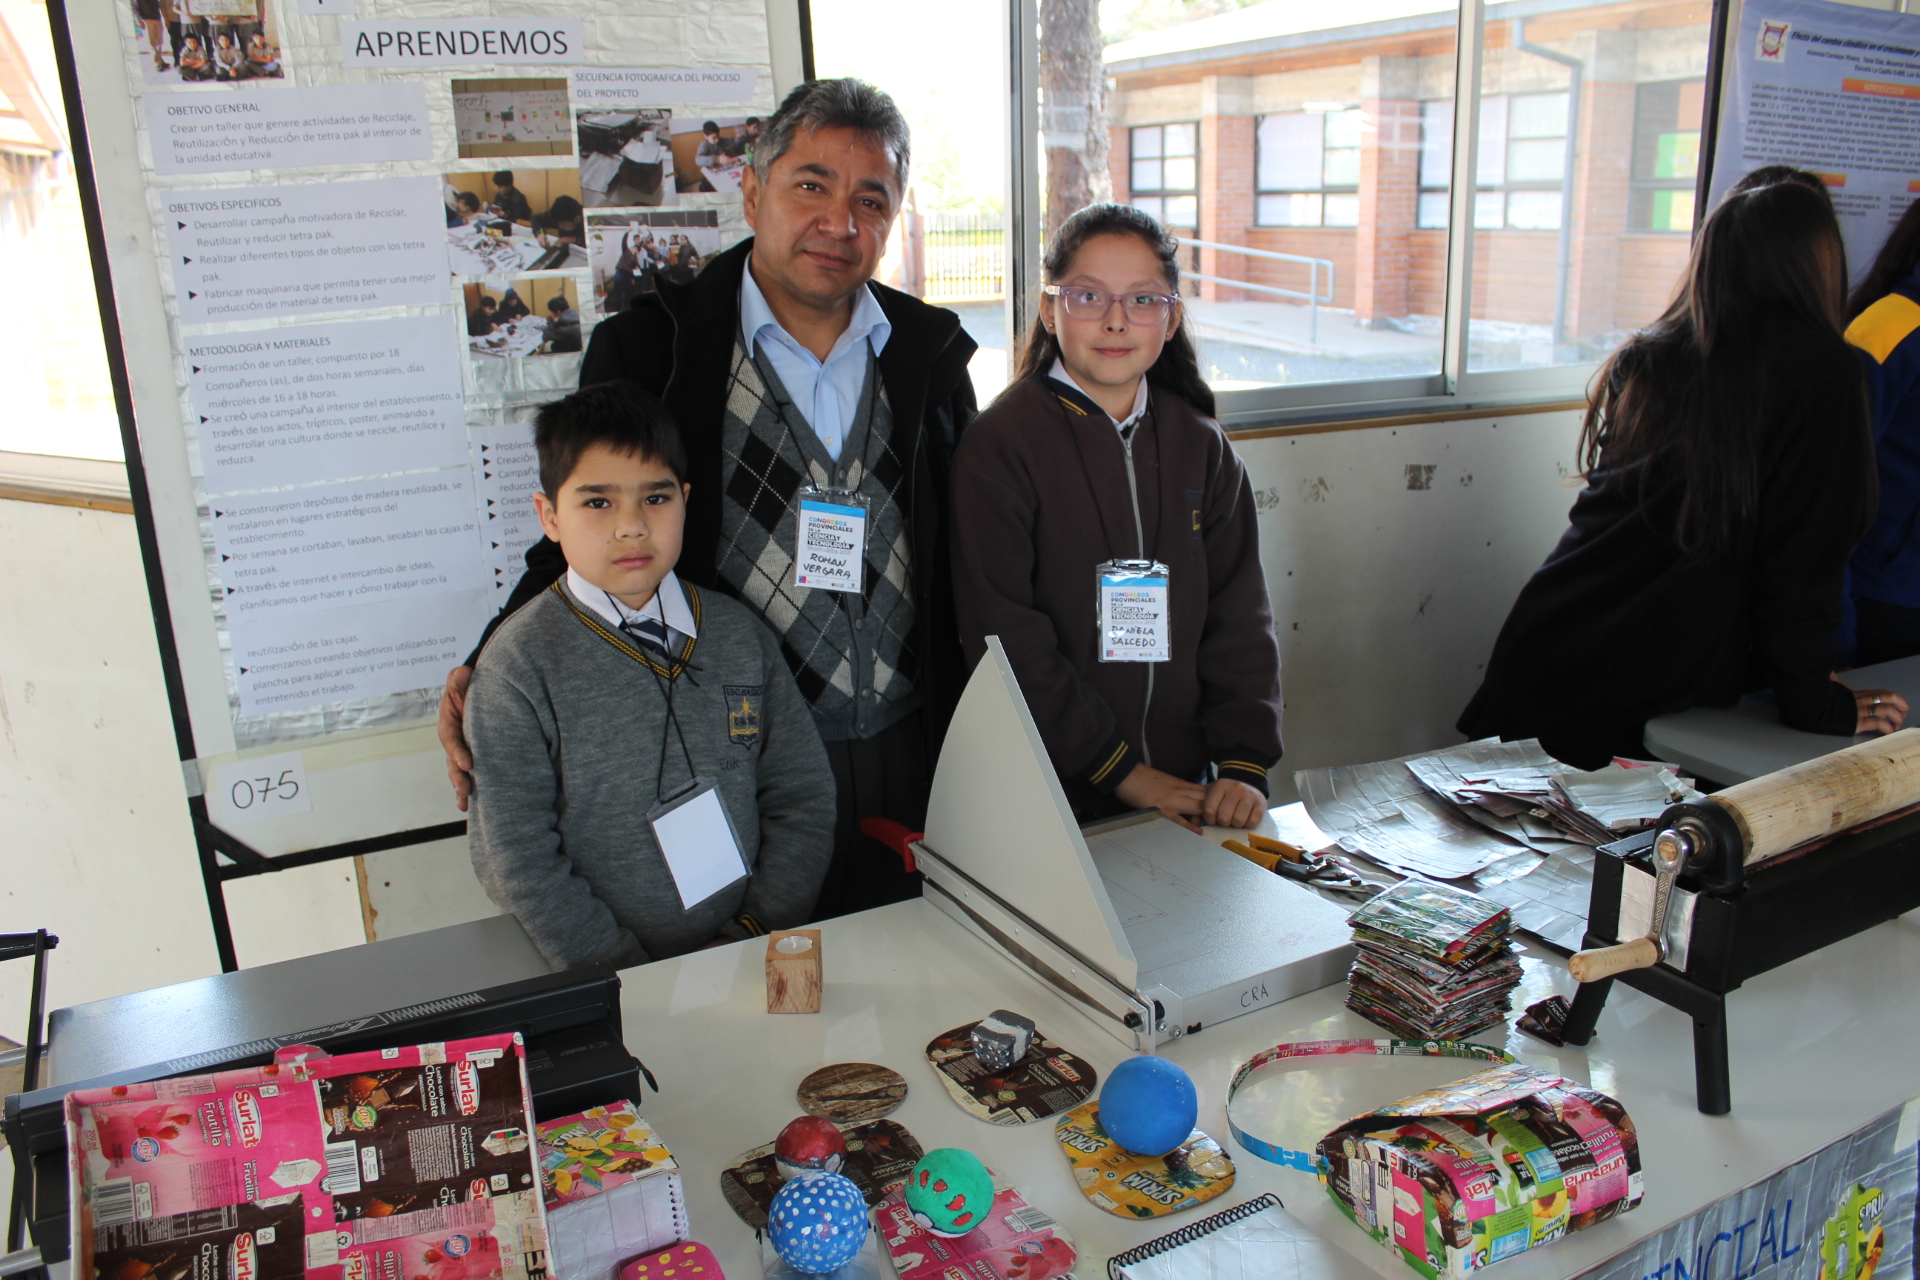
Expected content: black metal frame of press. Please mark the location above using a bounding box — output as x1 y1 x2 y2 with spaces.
1562 809 1920 1115
3 930 57 1256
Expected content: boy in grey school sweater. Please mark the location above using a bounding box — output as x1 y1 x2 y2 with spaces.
466 383 834 970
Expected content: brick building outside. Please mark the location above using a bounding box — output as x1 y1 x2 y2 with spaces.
1104 0 1710 368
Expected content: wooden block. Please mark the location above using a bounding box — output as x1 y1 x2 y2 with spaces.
766 929 822 1014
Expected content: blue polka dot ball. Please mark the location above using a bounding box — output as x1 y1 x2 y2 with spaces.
1098 1054 1198 1158
768 1170 869 1273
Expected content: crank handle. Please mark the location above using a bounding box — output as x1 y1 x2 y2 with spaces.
1568 937 1660 983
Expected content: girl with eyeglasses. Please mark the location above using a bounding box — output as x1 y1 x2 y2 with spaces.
949 203 1282 831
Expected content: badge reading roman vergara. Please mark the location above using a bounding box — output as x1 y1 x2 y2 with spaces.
725 685 762 747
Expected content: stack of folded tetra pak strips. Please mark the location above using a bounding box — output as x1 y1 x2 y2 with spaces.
1345 880 1521 1040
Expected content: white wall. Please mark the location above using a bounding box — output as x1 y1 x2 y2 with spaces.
1244 408 1586 797
0 498 368 1044
0 407 1585 1034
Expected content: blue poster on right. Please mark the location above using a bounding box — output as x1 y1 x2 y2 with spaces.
1576 1101 1918 1280
1707 0 1920 283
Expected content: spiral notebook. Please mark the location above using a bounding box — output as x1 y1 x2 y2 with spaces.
1106 1194 1380 1280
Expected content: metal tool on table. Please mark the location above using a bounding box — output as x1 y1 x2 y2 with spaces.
1222 834 1383 901
1561 729 1920 1115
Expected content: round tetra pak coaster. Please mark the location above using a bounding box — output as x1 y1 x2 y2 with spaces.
797 1061 909 1123
1053 1099 1235 1218
718 1117 924 1230
924 1021 1098 1125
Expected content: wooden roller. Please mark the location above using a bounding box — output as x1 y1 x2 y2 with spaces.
1711 727 1920 865
1570 728 1920 985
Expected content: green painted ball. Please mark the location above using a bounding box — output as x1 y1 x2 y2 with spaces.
904 1147 994 1237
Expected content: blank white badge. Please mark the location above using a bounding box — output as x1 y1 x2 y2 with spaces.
648 776 750 911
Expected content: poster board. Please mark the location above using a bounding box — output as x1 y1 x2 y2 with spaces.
52 0 802 926
1705 0 1920 283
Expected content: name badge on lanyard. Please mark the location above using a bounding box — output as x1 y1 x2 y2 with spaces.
647 775 750 911
1097 558 1171 663
794 486 868 594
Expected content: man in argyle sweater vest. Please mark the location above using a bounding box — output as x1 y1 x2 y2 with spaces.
443 80 978 919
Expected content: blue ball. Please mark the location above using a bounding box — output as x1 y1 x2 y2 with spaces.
768 1170 870 1273
1098 1055 1198 1157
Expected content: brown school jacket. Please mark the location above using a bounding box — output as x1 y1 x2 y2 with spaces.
950 375 1283 814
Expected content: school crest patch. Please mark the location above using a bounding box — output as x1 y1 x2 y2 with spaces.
725 685 763 747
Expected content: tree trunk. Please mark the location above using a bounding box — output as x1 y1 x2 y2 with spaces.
1039 0 1110 239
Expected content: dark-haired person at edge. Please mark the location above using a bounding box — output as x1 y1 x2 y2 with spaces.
1458 177 1908 769
950 204 1282 831
1844 197 1920 666
491 171 533 225
467 295 498 337
437 79 978 921
496 288 531 326
531 195 586 249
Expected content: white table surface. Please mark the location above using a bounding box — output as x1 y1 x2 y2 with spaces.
701 164 744 194
1644 655 1920 784
616 892 1920 1279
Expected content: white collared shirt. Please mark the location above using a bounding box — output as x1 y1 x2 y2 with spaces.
739 254 892 463
1048 357 1149 434
567 567 699 648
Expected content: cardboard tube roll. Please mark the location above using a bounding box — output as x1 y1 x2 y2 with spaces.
1712 727 1920 866
1568 937 1660 983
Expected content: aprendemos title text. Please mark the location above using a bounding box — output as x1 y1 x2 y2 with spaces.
350 26 571 59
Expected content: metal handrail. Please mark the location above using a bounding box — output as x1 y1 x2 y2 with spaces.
1176 236 1337 345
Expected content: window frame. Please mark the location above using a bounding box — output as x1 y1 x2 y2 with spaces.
1253 108 1363 229
1003 0 1726 427
1127 121 1202 234
1629 78 1705 235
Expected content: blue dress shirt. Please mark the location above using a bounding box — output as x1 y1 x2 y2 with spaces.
738 255 892 463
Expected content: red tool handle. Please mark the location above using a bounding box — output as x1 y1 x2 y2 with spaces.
859 817 922 874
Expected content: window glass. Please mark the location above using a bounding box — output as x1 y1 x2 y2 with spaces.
1322 111 1363 187
0 15 120 460
1103 3 1454 389
811 0 1010 398
1631 80 1706 232
1465 0 1712 373
1127 123 1201 238
1257 113 1323 191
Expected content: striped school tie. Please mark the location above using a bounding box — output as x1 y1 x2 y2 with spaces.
622 614 672 657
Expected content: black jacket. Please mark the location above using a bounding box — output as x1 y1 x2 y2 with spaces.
1458 320 1870 768
470 238 980 739
951 377 1282 809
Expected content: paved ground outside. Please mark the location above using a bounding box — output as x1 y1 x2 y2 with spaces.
940 298 1587 404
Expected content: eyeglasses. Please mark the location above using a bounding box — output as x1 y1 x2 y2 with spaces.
1043 285 1180 325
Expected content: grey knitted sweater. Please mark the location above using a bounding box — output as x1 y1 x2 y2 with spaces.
466 577 834 970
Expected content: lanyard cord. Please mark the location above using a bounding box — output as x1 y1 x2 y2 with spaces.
1063 388 1161 565
603 586 698 795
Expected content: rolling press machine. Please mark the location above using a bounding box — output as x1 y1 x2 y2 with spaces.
1564 729 1920 1115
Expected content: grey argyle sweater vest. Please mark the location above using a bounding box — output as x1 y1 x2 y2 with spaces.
717 339 918 741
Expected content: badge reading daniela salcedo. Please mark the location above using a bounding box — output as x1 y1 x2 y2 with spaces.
1053 1100 1235 1219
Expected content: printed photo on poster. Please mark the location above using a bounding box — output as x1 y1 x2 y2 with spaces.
134 0 283 84
670 116 759 194
453 77 572 158
577 108 678 208
587 210 720 315
445 168 586 275
466 277 583 362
